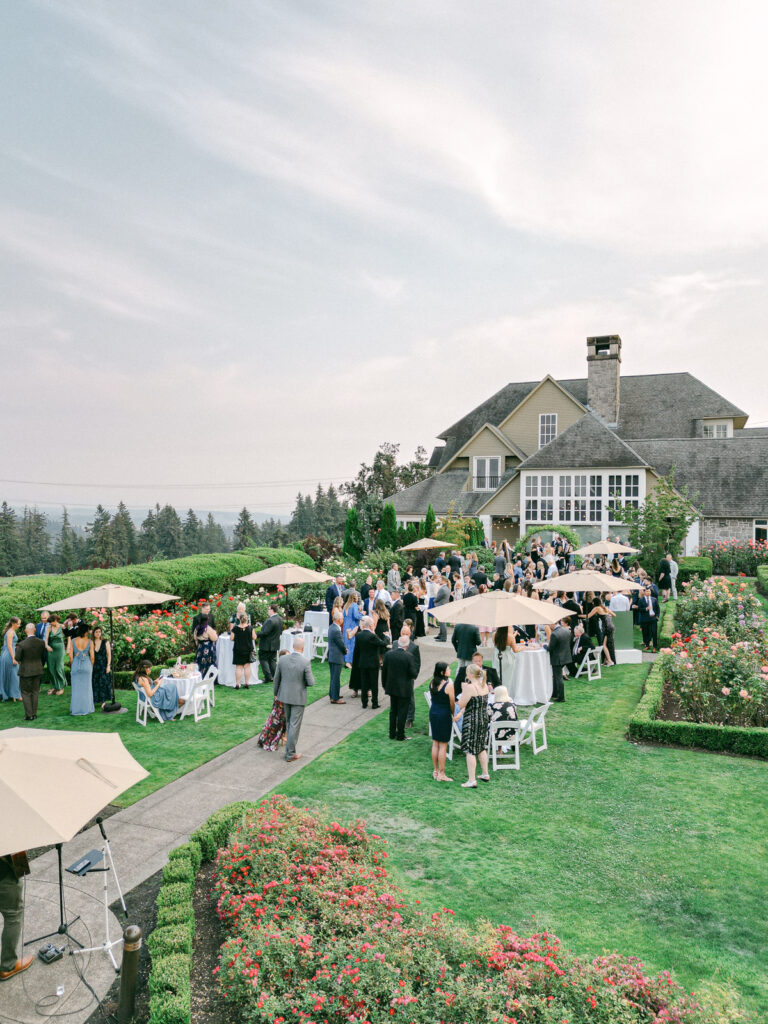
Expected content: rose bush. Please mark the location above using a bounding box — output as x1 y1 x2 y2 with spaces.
698 538 768 577
212 797 717 1024
674 577 765 644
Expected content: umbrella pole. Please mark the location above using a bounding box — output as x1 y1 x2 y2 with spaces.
102 607 122 713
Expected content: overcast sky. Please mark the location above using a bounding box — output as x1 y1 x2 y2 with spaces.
2 0 767 516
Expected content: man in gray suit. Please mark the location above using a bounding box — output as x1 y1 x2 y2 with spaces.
273 635 315 761
386 563 401 593
548 622 572 703
433 575 451 642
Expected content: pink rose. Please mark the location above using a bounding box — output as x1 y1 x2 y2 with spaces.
721 687 731 696
738 688 749 699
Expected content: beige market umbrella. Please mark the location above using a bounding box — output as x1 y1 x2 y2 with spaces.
398 537 457 552
41 584 180 710
0 728 148 855
237 562 333 585
533 570 643 593
430 589 574 628
574 540 639 556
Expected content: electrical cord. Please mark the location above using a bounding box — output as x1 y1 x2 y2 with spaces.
0 875 118 1024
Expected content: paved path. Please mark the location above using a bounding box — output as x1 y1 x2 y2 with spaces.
2 641 446 1024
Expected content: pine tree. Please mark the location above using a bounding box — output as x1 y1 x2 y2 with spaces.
139 507 160 561
325 485 347 543
183 509 204 555
202 513 229 553
395 523 407 549
313 484 331 539
342 508 364 560
18 507 51 574
405 522 418 544
0 502 20 576
379 503 397 550
54 508 77 573
155 505 185 559
233 507 257 550
111 502 138 565
87 505 112 566
424 504 436 538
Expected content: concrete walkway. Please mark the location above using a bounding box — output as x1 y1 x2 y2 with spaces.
2 641 446 1024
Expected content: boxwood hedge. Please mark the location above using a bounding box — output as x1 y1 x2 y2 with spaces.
677 555 713 584
757 565 768 597
0 547 313 627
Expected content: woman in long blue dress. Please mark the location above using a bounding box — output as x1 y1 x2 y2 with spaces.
134 660 182 721
342 592 361 670
68 624 95 716
0 618 22 702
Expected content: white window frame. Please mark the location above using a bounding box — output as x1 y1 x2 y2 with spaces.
755 519 768 543
538 413 558 449
702 419 733 439
521 468 646 534
473 456 501 491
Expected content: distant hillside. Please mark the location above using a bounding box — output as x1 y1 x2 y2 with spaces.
12 506 288 538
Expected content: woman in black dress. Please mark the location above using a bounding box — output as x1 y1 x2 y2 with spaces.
403 583 421 636
232 614 255 689
428 662 455 783
91 625 112 705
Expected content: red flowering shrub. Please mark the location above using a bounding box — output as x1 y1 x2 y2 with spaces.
213 797 716 1024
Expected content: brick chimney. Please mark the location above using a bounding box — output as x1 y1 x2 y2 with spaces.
586 335 621 425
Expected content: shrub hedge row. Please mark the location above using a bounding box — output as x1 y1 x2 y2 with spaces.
658 599 676 649
147 803 259 1024
757 565 768 597
677 555 713 584
0 547 314 628
628 659 768 758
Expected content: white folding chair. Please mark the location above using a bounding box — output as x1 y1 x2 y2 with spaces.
487 718 521 770
179 678 212 723
517 703 550 754
447 714 462 761
575 648 602 681
133 681 166 726
203 665 218 706
423 690 432 738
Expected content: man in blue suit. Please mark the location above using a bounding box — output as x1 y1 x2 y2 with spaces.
327 610 347 704
325 575 345 616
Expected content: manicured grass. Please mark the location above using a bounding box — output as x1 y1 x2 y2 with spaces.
0 661 332 806
274 664 767 1019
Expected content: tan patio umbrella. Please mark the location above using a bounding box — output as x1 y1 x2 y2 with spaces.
398 537 457 552
574 540 639 556
237 562 334 585
41 584 180 711
430 589 574 628
533 570 643 593
0 728 149 855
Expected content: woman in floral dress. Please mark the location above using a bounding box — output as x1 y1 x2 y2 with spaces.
194 616 218 677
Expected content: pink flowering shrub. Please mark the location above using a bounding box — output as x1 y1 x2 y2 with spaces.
699 538 768 577
213 797 716 1024
675 577 765 645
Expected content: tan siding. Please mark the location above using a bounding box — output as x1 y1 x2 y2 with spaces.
480 476 521 515
446 427 507 467
498 379 584 455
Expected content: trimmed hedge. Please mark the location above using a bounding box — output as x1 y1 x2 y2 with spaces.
628 659 768 758
677 555 713 584
658 599 676 648
0 547 314 627
757 565 768 597
147 801 260 1024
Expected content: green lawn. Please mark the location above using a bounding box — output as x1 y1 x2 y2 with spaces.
0 661 333 806
273 664 767 1019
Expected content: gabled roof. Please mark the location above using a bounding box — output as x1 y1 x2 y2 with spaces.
439 422 526 471
475 468 520 514
496 374 586 435
628 436 768 517
517 413 649 471
387 471 490 517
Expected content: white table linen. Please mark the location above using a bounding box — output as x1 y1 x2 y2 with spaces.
493 647 552 704
215 634 237 686
303 610 329 636
160 671 202 702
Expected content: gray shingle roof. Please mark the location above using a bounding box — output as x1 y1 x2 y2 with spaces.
436 372 747 468
629 437 768 517
517 414 649 471
388 471 489 517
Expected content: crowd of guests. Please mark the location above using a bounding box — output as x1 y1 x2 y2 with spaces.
0 611 113 720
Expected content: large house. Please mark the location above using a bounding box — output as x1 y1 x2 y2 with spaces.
389 336 768 553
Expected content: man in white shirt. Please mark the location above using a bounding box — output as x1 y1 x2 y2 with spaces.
609 591 631 612
373 580 392 607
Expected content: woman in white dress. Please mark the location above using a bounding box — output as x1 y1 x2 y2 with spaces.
491 625 524 692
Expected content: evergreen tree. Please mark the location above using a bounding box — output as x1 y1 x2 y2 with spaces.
183 509 204 555
54 508 78 573
202 513 229 553
395 523 407 549
155 505 185 559
139 506 160 561
404 522 418 544
233 507 257 550
0 502 20 577
313 484 330 538
379 503 397 550
423 504 437 538
325 485 347 543
87 505 112 566
112 502 138 564
18 507 51 574
342 507 364 560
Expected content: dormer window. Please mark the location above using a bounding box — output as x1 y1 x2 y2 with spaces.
539 413 557 448
474 456 500 491
702 419 732 439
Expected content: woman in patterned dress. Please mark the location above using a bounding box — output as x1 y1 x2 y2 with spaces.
194 616 218 677
458 664 490 788
257 652 288 750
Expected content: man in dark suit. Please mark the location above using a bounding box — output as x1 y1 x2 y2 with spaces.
327 611 347 704
354 617 389 709
15 624 47 720
548 622 572 702
382 637 419 741
389 591 404 638
455 650 499 700
191 602 214 633
325 575 345 616
494 550 507 576
471 566 488 588
561 596 583 632
567 623 595 677
273 635 314 761
432 576 451 641
401 624 422 729
257 604 283 683
638 588 660 650
452 622 481 666
435 551 447 573
448 550 462 576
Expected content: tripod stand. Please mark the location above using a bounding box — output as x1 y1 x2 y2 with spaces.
72 817 127 972
24 843 83 949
